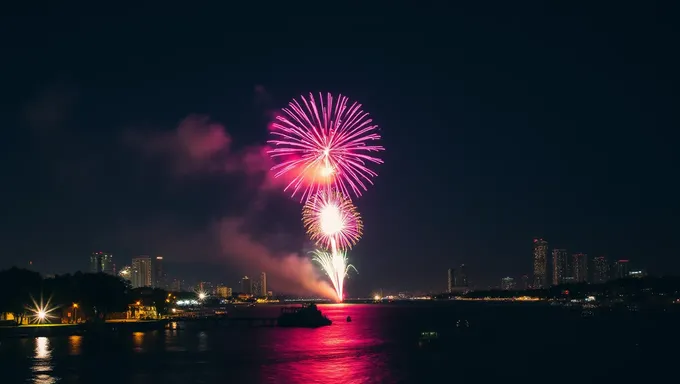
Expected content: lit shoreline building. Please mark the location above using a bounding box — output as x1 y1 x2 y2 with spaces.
552 248 568 285
131 256 152 288
532 239 548 289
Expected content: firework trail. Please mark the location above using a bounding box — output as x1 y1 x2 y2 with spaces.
268 92 384 202
302 190 363 251
311 249 357 302
302 190 363 301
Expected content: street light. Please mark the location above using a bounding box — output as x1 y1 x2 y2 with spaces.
72 303 78 324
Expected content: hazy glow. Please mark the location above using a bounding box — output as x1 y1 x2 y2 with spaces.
268 92 384 202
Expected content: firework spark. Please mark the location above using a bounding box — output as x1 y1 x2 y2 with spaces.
303 190 363 252
311 249 357 302
268 92 384 201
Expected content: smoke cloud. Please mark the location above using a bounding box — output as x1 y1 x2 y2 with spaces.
218 218 335 298
126 113 335 299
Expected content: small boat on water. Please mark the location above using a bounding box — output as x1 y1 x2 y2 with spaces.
277 303 332 328
456 320 470 328
418 331 439 347
346 316 352 322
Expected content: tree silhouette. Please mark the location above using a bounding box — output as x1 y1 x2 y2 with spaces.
0 267 42 325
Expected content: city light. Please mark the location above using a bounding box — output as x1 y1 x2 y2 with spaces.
27 295 57 324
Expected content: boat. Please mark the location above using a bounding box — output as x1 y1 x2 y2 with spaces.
277 303 332 328
418 331 439 347
456 319 469 328
581 310 594 318
346 316 352 322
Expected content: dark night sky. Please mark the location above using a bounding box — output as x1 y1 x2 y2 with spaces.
1 3 678 294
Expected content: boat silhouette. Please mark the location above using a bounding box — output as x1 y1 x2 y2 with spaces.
277 303 332 328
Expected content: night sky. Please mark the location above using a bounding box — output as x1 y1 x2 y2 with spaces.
1 3 678 295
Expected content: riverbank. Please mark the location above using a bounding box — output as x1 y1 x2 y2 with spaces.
0 320 167 339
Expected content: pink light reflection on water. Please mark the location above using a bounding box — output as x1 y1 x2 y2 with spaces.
259 304 394 383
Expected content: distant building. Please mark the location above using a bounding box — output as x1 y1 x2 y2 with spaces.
131 256 152 288
90 252 114 275
456 264 468 287
532 239 548 288
241 276 252 295
614 260 630 279
153 256 166 289
501 277 515 290
216 286 232 298
593 257 609 283
259 272 267 297
572 253 588 283
552 249 568 285
447 268 455 293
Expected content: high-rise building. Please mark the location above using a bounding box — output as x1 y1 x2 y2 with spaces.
252 279 262 297
501 277 515 290
131 256 152 288
447 268 455 293
241 276 252 295
573 253 588 283
259 272 267 297
457 264 468 287
532 239 548 288
153 256 165 289
614 260 629 279
90 252 114 274
216 286 232 298
552 249 568 285
593 256 609 283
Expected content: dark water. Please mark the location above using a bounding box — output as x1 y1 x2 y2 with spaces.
1 302 677 383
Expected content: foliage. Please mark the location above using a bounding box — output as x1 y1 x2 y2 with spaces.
0 267 42 324
0 267 133 323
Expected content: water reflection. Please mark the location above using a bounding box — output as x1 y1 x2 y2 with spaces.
35 337 51 359
198 331 208 352
69 335 82 355
133 331 144 353
32 337 57 384
261 305 383 383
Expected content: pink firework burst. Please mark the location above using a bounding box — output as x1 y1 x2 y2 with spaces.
302 190 363 252
268 92 384 201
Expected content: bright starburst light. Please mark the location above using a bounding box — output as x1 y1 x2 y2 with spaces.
27 295 58 324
